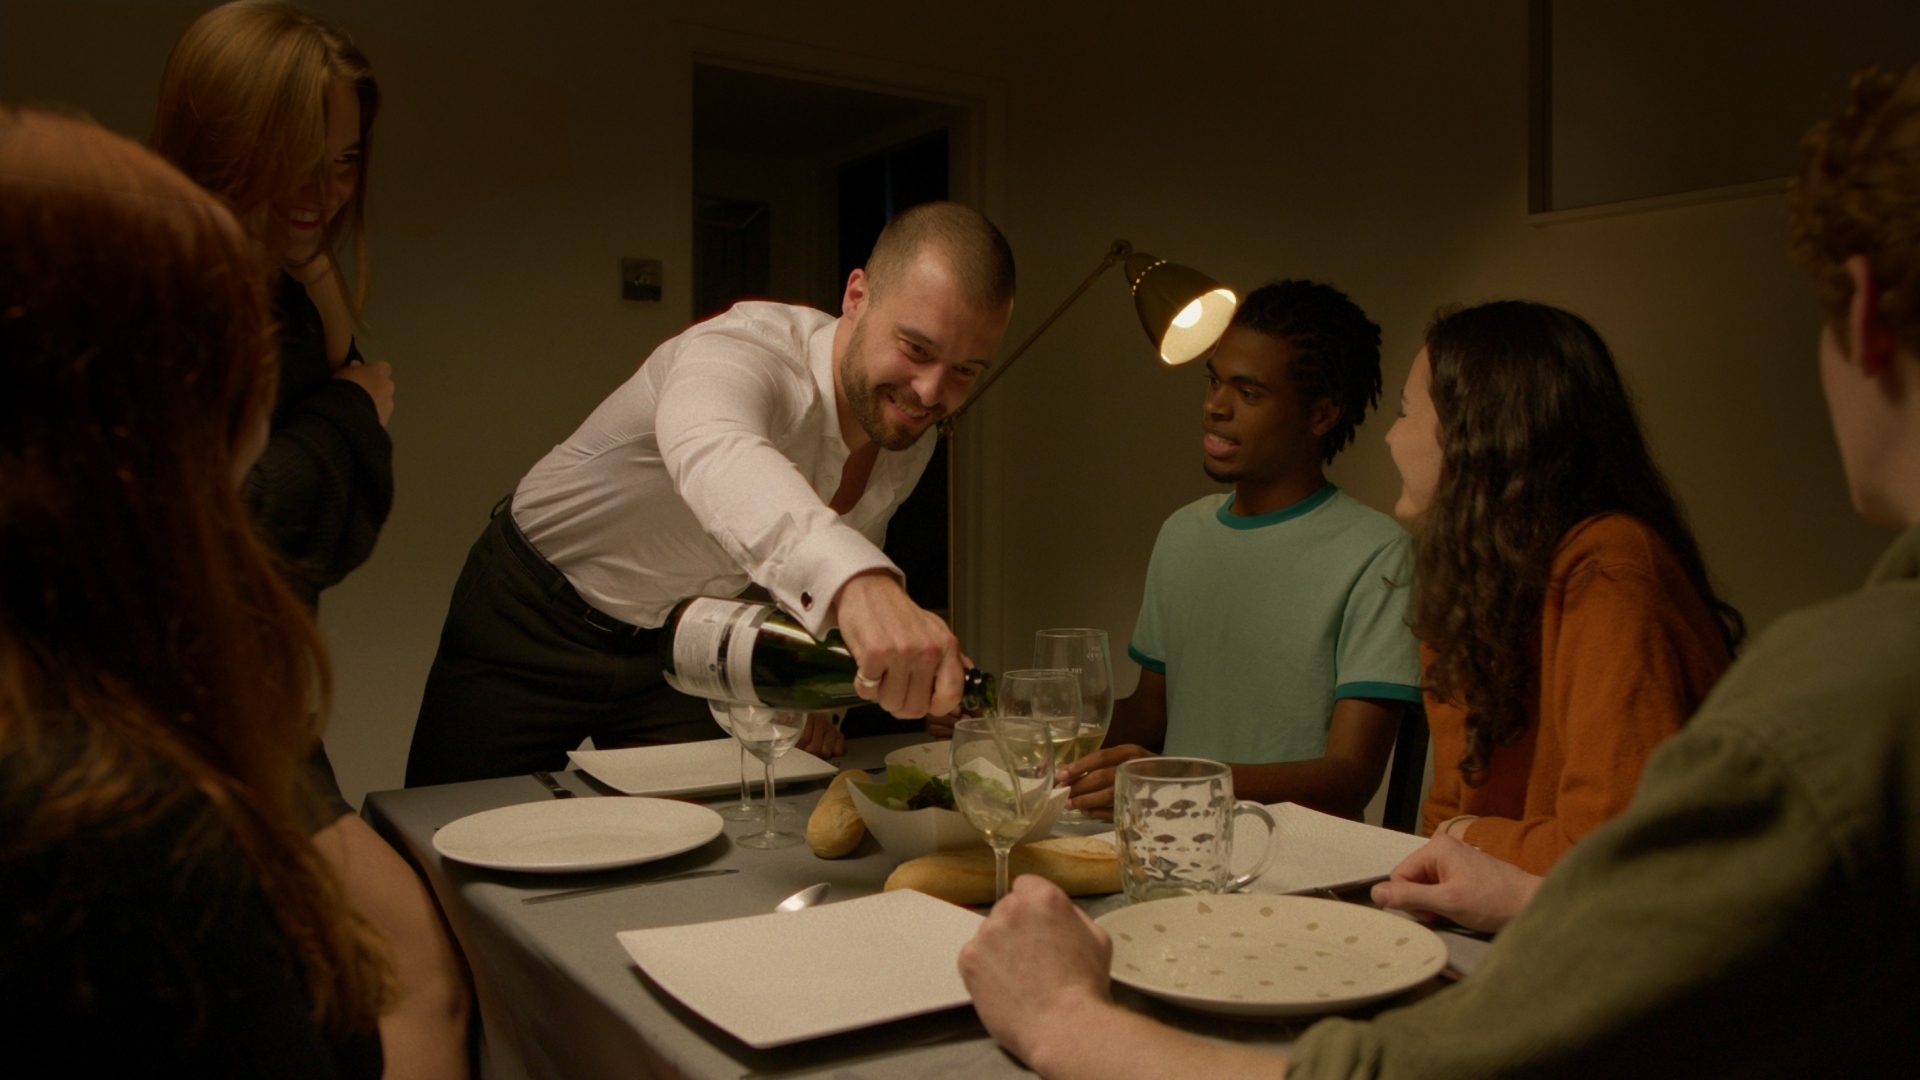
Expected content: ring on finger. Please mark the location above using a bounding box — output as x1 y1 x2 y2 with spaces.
854 671 882 690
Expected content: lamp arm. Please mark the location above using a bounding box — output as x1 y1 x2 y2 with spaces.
941 239 1133 431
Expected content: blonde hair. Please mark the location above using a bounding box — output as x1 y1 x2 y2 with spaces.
152 0 379 315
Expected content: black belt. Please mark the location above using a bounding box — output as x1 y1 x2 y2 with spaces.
493 495 648 637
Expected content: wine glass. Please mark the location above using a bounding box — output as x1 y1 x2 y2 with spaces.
1032 629 1114 824
707 700 760 821
726 702 807 848
997 669 1083 778
950 717 1056 902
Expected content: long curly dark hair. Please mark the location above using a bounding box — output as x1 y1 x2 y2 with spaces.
1409 302 1744 784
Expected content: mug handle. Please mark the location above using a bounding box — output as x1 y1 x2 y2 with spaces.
1225 801 1277 892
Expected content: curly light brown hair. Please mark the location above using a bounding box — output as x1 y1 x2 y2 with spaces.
1789 64 1920 353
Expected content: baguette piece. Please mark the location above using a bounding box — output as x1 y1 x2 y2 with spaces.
883 836 1120 905
806 769 868 858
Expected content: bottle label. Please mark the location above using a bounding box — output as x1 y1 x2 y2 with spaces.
671 597 770 705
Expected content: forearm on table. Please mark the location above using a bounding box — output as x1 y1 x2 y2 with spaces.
1024 997 1290 1080
1228 754 1382 818
1232 697 1400 816
1104 673 1167 751
1457 815 1576 874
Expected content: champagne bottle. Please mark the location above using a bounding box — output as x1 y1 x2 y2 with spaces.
658 596 996 713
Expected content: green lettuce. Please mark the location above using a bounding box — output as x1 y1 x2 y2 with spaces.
865 764 954 811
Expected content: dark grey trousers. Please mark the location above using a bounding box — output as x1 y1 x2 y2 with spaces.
404 501 720 787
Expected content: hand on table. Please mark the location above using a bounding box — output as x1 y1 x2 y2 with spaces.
796 712 844 758
832 571 964 719
335 359 395 426
1370 833 1542 934
958 875 1114 1067
1056 744 1158 820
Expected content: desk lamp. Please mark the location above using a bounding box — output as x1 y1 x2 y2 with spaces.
940 240 1236 433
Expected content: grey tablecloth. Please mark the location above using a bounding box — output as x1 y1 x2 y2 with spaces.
364 734 1456 1080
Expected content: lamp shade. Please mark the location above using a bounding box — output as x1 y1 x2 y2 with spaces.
1124 251 1238 365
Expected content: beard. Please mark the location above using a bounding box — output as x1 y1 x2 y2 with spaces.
840 319 939 451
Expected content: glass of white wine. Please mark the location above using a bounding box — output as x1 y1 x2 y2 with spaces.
726 702 807 849
997 669 1084 781
1032 629 1114 823
950 717 1057 902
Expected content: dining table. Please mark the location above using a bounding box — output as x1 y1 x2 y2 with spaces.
361 732 1488 1080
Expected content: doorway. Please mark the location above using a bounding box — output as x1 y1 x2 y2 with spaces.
692 63 963 729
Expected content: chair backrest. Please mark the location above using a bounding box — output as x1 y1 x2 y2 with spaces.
1381 701 1429 834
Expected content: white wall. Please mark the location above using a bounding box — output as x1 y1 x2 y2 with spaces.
3 0 1894 806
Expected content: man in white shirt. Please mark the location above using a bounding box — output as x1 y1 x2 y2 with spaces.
405 202 1014 786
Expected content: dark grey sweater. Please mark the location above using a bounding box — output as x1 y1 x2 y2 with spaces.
1290 524 1920 1078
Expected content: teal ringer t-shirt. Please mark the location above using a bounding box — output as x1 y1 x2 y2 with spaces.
1128 484 1421 765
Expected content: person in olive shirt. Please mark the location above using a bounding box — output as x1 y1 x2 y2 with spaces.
955 63 1920 1079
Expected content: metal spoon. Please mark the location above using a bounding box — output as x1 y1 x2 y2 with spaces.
774 882 830 913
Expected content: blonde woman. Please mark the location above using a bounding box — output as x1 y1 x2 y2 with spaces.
151 5 465 1077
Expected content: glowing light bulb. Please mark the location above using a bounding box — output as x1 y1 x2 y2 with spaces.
1171 298 1206 328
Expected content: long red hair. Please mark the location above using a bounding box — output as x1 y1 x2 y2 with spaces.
0 106 389 1035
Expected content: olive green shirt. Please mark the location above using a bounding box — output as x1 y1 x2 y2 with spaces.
1289 524 1920 1079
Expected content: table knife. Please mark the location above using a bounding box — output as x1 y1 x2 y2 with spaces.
522 867 739 905
531 770 576 799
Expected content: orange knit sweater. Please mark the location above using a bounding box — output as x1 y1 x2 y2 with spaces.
1419 514 1733 874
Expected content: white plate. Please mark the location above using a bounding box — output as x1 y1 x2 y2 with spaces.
432 797 724 873
618 889 983 1048
1097 894 1447 1016
568 738 837 798
882 739 951 774
1245 803 1430 896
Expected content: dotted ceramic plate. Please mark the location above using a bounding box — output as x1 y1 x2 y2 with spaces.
1096 894 1447 1017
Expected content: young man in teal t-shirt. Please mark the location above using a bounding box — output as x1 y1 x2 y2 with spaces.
1063 281 1421 819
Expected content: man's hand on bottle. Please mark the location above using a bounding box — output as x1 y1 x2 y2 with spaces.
833 571 964 720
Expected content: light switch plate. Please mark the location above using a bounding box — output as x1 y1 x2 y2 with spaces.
622 257 662 302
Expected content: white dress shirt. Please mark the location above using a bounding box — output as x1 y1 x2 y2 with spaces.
511 302 931 639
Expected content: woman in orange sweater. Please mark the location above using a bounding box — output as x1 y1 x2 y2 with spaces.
1385 301 1743 874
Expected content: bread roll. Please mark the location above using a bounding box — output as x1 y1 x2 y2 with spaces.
806 769 868 858
883 836 1120 904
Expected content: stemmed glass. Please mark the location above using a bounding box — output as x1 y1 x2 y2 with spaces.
707 701 760 821
997 669 1083 778
726 702 807 848
1032 629 1114 824
950 717 1056 902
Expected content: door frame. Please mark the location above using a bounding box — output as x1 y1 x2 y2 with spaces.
676 24 1009 658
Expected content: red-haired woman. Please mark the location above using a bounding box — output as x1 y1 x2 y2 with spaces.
149 5 466 1076
1385 301 1742 873
0 105 388 1078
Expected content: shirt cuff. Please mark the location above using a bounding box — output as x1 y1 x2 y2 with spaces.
762 521 900 640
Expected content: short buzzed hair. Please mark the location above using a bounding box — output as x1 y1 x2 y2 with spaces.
864 201 1015 310
1790 64 1920 356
